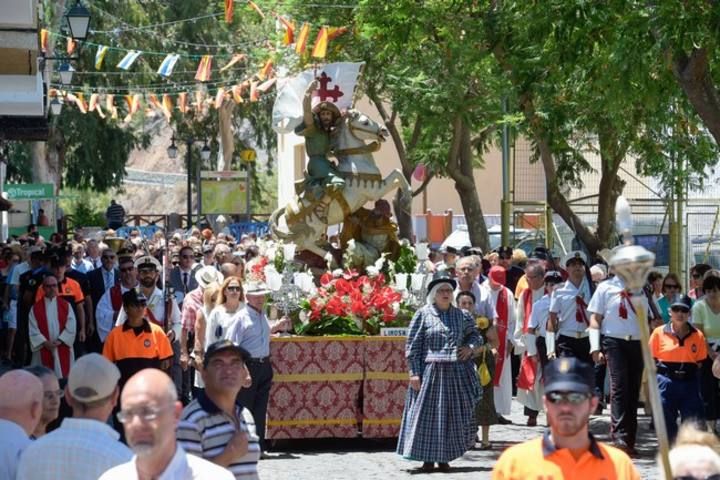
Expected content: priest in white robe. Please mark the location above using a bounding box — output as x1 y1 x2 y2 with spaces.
28 275 76 378
483 266 517 417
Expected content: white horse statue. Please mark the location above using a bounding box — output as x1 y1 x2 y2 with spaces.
270 109 411 260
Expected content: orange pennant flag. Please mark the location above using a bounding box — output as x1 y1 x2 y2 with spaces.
88 93 99 112
95 102 106 119
328 26 349 41
40 29 49 52
312 27 329 58
257 59 273 81
124 94 140 122
214 88 226 109
247 0 265 18
106 94 118 119
219 53 246 72
225 0 234 23
249 81 259 102
257 78 276 93
148 94 162 110
276 16 294 45
67 37 76 56
194 55 213 82
231 84 245 104
162 94 173 120
68 92 87 113
178 92 188 113
295 23 310 54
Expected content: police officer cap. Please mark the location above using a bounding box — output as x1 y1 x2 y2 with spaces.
122 289 147 307
495 246 513 258
670 294 693 311
543 357 595 395
441 245 458 255
529 247 549 261
134 255 161 271
562 250 587 267
544 270 564 284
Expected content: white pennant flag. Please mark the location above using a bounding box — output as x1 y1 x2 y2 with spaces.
157 54 180 77
117 50 142 70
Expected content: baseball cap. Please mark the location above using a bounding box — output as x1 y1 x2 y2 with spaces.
670 295 693 312
122 289 147 307
67 353 120 403
204 340 251 368
543 357 595 395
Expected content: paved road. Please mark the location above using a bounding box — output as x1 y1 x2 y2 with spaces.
259 402 659 479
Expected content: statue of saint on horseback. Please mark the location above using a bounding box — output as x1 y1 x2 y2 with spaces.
270 63 411 266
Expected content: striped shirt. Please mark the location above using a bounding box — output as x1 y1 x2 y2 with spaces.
177 391 260 480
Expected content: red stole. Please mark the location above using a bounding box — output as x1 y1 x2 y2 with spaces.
518 288 545 390
33 298 72 377
494 287 509 387
145 305 164 329
576 296 589 324
110 285 123 311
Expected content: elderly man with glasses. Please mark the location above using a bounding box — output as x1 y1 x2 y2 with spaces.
96 255 139 348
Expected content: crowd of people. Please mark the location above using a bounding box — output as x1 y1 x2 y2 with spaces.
0 224 290 479
400 243 720 477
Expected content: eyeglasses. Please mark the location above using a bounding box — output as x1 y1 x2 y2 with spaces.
43 389 64 400
120 267 135 273
671 306 690 314
226 286 242 292
116 405 171 424
546 391 590 405
664 284 680 289
436 288 454 294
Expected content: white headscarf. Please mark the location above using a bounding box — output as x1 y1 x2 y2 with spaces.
426 280 456 306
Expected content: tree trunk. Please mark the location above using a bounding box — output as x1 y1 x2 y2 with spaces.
672 48 720 147
446 117 490 251
594 128 626 248
392 188 413 241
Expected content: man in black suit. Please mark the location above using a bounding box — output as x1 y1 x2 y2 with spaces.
86 248 119 353
167 245 200 309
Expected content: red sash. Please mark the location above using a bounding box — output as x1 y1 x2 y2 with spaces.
576 296 589 324
145 305 164 328
518 288 545 390
494 287 509 387
33 298 72 377
618 290 636 319
110 285 123 312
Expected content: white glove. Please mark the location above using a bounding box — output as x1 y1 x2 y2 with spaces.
545 333 556 358
589 328 601 354
525 333 537 356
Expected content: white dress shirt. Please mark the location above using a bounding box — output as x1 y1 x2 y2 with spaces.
454 280 497 320
96 284 133 342
528 294 552 337
0 418 32 480
115 287 182 339
17 417 132 480
99 445 234 480
587 276 650 339
514 286 545 352
549 278 592 336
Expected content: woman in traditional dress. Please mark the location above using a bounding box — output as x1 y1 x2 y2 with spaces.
457 290 498 450
397 271 482 473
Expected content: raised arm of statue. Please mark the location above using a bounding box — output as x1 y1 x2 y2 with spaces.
302 79 319 129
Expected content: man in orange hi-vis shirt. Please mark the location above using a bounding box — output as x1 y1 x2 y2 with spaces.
649 294 707 441
492 357 640 480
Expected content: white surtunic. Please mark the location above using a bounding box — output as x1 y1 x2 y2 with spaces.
483 282 517 416
515 287 547 413
28 297 77 378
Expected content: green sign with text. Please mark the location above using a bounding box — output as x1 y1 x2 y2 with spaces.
5 183 54 200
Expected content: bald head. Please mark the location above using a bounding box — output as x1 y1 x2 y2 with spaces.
220 262 238 278
122 369 176 406
0 370 43 435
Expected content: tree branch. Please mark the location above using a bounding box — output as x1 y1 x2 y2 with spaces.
412 171 435 197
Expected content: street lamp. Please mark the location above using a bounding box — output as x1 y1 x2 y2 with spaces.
167 135 208 229
58 63 75 86
49 97 63 116
65 1 91 41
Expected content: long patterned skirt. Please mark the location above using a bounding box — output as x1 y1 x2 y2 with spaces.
396 360 481 463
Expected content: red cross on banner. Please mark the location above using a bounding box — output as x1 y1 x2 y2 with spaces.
313 72 344 103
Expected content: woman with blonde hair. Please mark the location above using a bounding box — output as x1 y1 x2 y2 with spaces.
202 276 245 348
191 283 221 392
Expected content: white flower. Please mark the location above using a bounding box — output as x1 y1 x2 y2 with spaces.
332 269 344 278
299 310 309 325
392 301 401 315
366 265 380 277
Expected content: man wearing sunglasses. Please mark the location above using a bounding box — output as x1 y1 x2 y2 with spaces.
96 256 140 348
649 295 707 441
493 357 640 479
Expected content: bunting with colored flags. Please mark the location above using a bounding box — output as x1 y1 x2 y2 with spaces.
88 93 100 112
219 54 246 72
249 81 259 102
194 55 213 82
157 54 180 77
194 89 206 110
40 29 48 53
231 84 245 103
225 0 234 23
247 0 265 18
257 78 276 93
296 23 310 54
328 26 349 41
95 45 109 70
148 94 162 111
258 59 273 81
106 94 118 119
68 92 87 113
178 92 188 113
312 27 329 58
67 37 76 55
214 88 226 109
117 50 142 70
276 16 294 45
161 94 173 120
124 94 140 122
